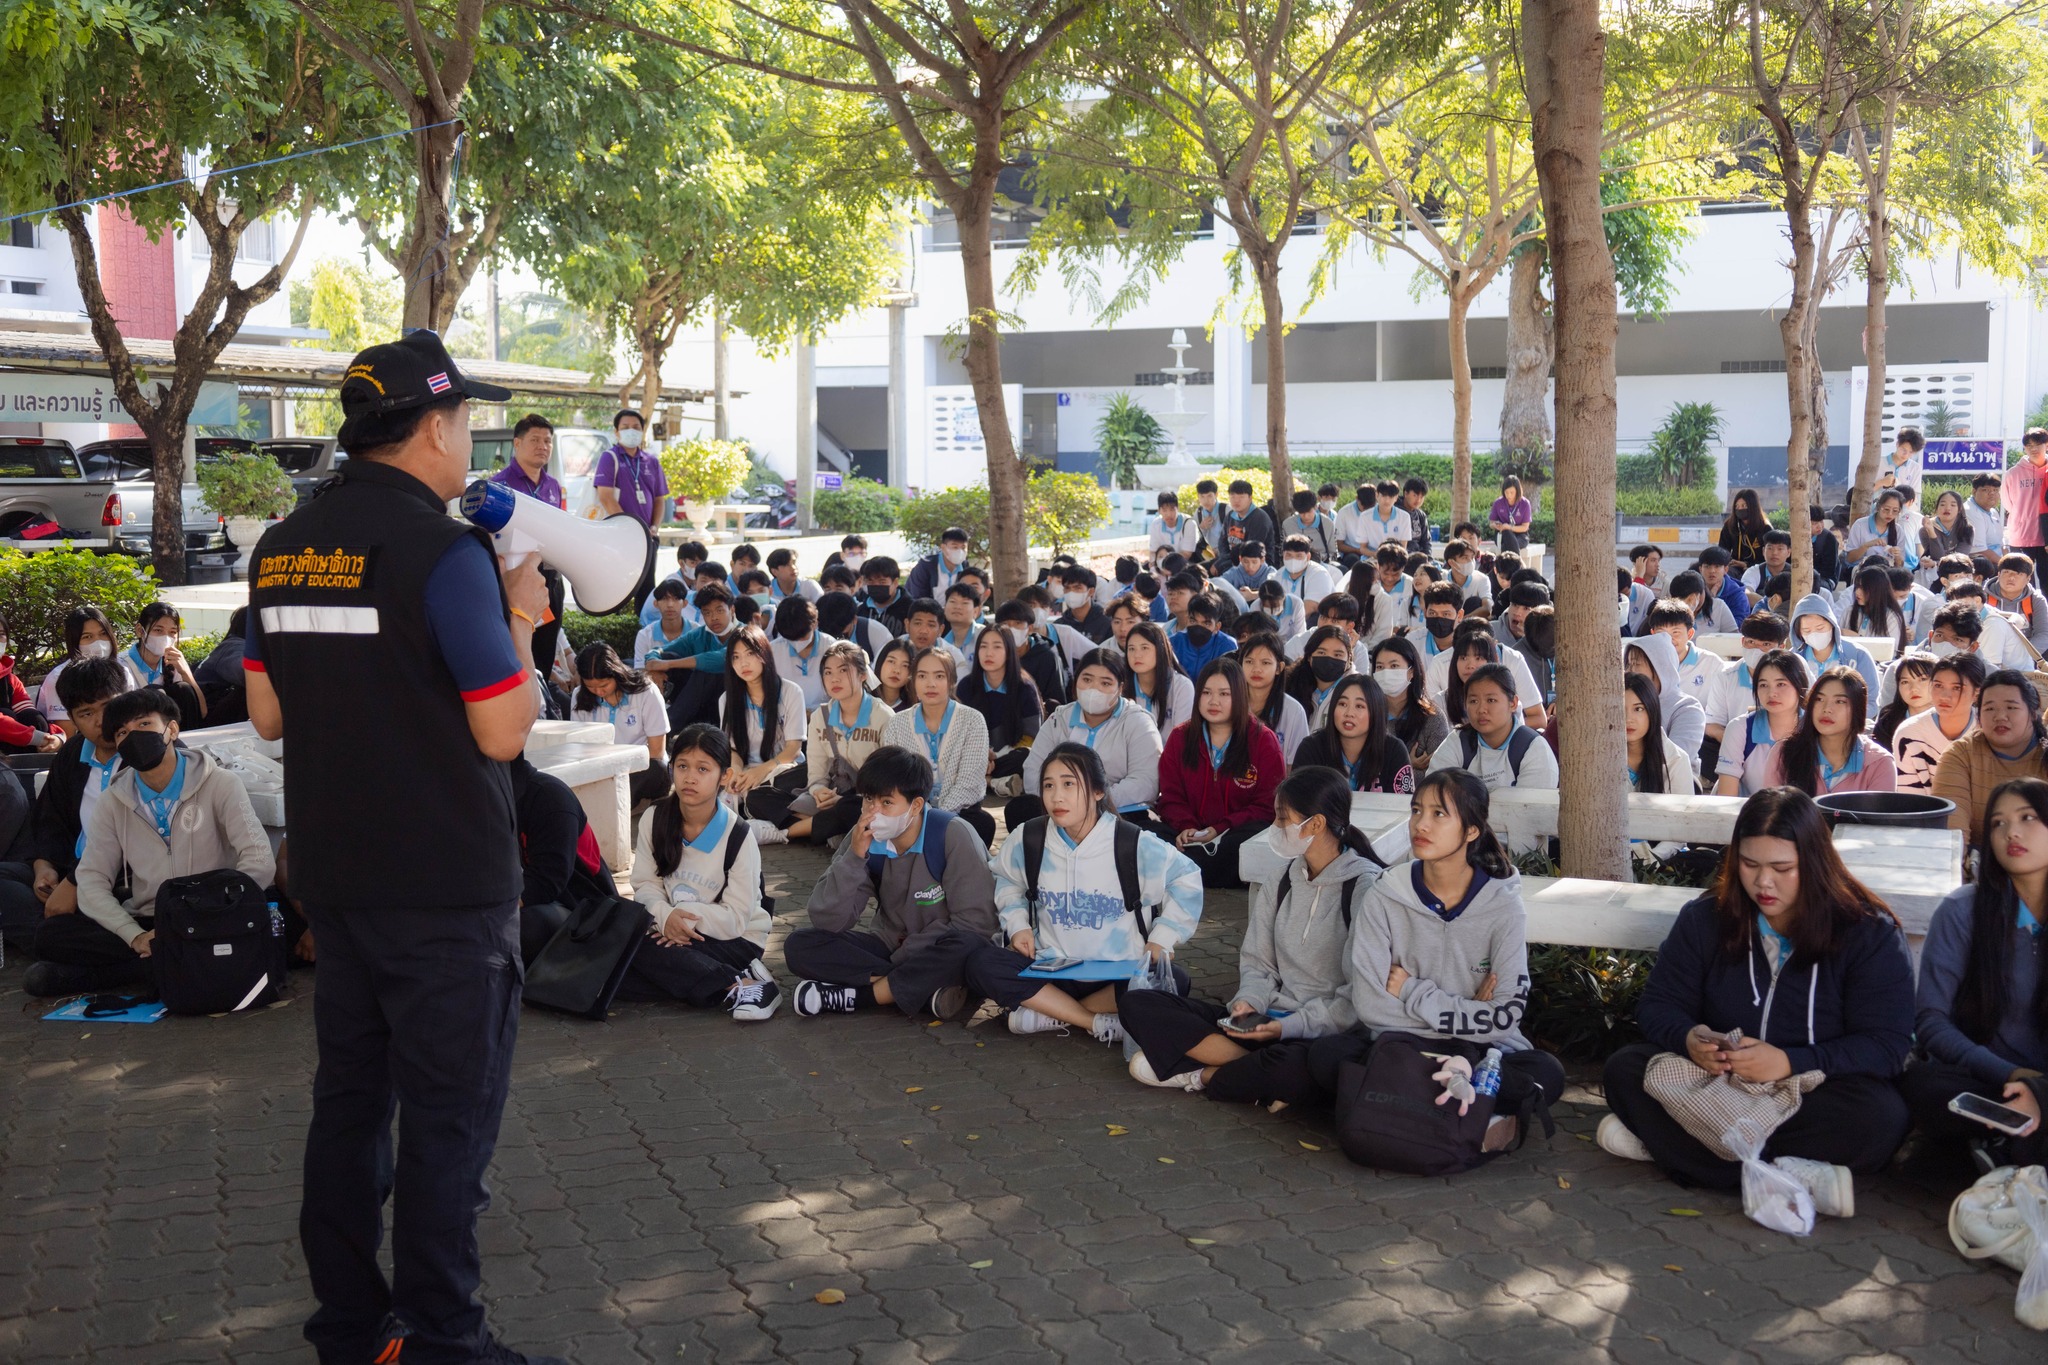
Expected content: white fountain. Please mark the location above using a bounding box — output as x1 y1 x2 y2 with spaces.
1138 328 1211 490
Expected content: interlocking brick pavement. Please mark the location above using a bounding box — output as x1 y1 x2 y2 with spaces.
3 831 2043 1363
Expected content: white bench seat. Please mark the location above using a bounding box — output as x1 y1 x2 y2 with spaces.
528 741 650 871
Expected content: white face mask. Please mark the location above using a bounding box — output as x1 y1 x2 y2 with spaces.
868 808 914 842
0 636 8 658
942 546 966 567
1319 500 1336 515
1927 640 1960 659
1284 556 1309 575
617 427 643 449
1033 607 1052 628
1801 627 1834 655
144 632 174 658
83 639 112 660
1006 626 1028 649
842 554 865 574
1272 817 1316 859
1739 647 1763 669
1064 590 1090 610
1077 687 1118 715
1616 599 1631 626
1372 666 1410 697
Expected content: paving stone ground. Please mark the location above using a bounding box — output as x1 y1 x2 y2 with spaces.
2 832 2041 1364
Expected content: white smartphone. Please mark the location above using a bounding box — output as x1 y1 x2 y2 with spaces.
1948 1092 2038 1136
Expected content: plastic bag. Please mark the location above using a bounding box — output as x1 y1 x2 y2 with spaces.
2018 1168 2048 1331
1725 1116 1813 1237
1121 951 1179 1061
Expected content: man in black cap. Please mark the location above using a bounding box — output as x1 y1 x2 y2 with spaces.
243 331 564 1365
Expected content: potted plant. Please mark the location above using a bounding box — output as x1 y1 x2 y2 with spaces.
197 451 297 578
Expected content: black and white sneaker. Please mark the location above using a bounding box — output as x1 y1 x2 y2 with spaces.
727 977 780 1021
793 980 858 1017
928 985 971 1022
745 957 775 985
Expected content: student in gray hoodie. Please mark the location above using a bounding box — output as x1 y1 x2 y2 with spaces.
1306 768 1564 1140
1122 767 1385 1105
1789 590 1879 695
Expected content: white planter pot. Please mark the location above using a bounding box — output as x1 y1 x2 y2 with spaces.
225 517 269 579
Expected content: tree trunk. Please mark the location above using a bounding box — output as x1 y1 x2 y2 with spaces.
1254 251 1295 507
1779 207 1818 604
398 110 466 332
1851 193 1888 520
1500 244 1553 468
1447 281 1475 527
1523 0 1627 882
713 306 730 442
954 177 1029 598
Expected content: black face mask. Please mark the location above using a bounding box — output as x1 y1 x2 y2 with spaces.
1310 656 1348 684
1185 624 1214 648
1424 616 1457 640
867 585 894 605
117 729 169 772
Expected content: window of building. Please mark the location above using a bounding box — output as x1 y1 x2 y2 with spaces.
7 279 42 295
6 219 36 249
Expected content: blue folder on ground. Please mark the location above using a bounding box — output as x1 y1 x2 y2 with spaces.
43 996 167 1024
1018 958 1145 981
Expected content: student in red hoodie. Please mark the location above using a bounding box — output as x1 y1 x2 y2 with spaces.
0 611 62 754
1154 657 1282 888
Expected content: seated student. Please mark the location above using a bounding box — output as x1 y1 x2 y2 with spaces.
1702 611 1789 758
1841 563 1911 658
868 638 918 712
1438 632 1508 732
638 540 707 624
1371 637 1450 771
1933 670 2048 835
1098 555 1140 609
1362 543 1419 648
768 596 836 710
995 598 1069 711
1156 658 1283 888
569 643 671 806
967 742 1203 1043
1280 489 1339 564
1599 787 1914 1212
1760 666 1894 794
1285 625 1356 731
1903 778 2048 1171
1630 542 1667 595
0 610 59 754
1990 552 2048 651
1843 487 1919 575
1624 672 1696 796
1430 662 1558 796
957 624 1042 794
122 603 207 728
785 746 999 1022
0 760 38 953
1664 568 1735 636
508 756 618 965
1349 480 1408 557
1303 768 1563 1148
1893 653 1985 794
26 658 131 932
1104 593 1146 654
1441 538 1488 615
884 645 994 846
1170 592 1235 679
902 597 969 679
187 606 251 729
1008 650 1161 830
1789 591 1878 694
1870 648 1937 752
858 556 913 634
1295 675 1414 794
778 640 891 846
817 586 892 665
35 607 141 732
1120 620 1192 740
651 581 739 731
1132 571 1167 625
27 687 273 997
1641 599 1724 716
1885 564 1940 645
1738 530 1794 595
939 582 985 656
1124 766 1383 1100
1238 632 1309 764
764 546 821 606
634 580 693 669
1051 567 1111 645
1713 649 1809 796
1150 490 1203 564
1218 541 1278 609
1695 545 1753 624
1255 576 1308 642
623 725 778 1020
1271 533 1335 614
1426 616 1545 730
715 625 809 844
1624 633 1706 773
1938 582 2034 674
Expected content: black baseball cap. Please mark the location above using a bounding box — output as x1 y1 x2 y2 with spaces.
338 330 510 417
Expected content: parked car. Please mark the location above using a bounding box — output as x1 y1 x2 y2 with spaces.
0 436 122 545
468 424 611 517
75 436 263 556
258 436 347 509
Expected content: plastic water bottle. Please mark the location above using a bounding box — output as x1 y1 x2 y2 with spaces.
1474 1048 1503 1098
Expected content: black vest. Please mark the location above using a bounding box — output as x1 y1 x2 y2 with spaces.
249 460 519 909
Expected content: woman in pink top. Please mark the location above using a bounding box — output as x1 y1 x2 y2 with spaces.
1763 665 1898 796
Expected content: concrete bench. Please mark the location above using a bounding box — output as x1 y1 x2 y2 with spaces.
527 719 616 750
528 741 651 871
1697 632 1898 664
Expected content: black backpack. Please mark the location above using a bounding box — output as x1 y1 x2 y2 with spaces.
1457 725 1538 781
151 868 286 1015
1019 815 1148 935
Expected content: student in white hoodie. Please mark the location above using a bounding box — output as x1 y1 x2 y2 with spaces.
624 724 778 1019
1005 651 1164 828
965 743 1203 1045
1306 768 1565 1148
1121 766 1383 1103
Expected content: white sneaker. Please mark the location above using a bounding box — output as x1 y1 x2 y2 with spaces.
1007 1007 1068 1036
745 957 775 985
1129 1052 1205 1092
748 818 789 847
726 977 781 1022
1090 1013 1126 1047
1773 1156 1855 1218
1596 1113 1652 1163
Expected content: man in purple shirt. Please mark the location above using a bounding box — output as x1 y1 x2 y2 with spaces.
594 408 669 527
490 413 567 683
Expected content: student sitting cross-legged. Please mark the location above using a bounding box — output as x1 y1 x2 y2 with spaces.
1598 786 1914 1216
1122 766 1383 1104
964 743 1203 1045
783 641 890 846
784 746 998 1022
1004 649 1163 830
622 724 779 1020
28 687 274 997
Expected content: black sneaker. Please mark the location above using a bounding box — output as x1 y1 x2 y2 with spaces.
23 961 99 998
727 976 781 1022
1969 1136 2012 1178
793 980 857 1017
928 985 972 1022
474 1339 569 1365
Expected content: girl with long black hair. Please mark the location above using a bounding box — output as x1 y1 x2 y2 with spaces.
718 625 809 841
1121 620 1191 737
1844 564 1910 653
1293 675 1413 793
571 642 671 805
1156 658 1282 888
1236 632 1308 763
1624 672 1693 795
957 623 1042 795
1763 666 1896 796
1371 637 1447 768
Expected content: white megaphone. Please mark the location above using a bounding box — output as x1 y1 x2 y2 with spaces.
460 479 656 618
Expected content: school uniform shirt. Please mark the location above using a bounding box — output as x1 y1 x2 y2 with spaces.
1292 731 1415 794
1667 642 1725 713
1264 593 1308 640
1843 514 1918 571
768 576 823 606
34 655 143 723
1279 511 1339 562
1237 848 1382 1039
958 671 1043 752
1429 723 1560 792
805 809 999 954
1334 500 1373 554
1347 863 1534 1052
1156 720 1284 833
1758 734 1896 794
1423 643 1543 717
1170 627 1236 678
1964 495 2004 554
1716 709 1791 795
628 803 769 944
993 814 1203 957
1703 657 1759 732
883 701 991 814
1023 698 1164 813
1891 708 1973 794
1364 578 1418 647
573 684 669 749
770 632 839 710
1149 512 1203 559
806 694 892 791
633 619 691 669
1252 692 1311 765
1271 560 1335 609
717 678 808 767
1220 563 1276 599
1358 505 1412 552
1129 671 1194 740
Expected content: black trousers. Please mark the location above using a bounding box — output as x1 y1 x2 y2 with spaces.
532 569 565 681
32 908 152 990
955 803 996 848
1003 794 1045 829
742 767 810 826
666 667 726 734
0 862 43 955
1602 1041 1911 1192
1123 818 1269 889
782 926 984 1016
1900 1058 2048 1168
963 941 1188 1011
299 901 523 1365
1119 991 1323 1108
616 934 760 1008
1306 1028 1565 1122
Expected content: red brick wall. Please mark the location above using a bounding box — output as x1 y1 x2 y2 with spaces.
94 205 178 435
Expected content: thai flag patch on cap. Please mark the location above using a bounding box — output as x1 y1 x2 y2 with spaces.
426 371 452 394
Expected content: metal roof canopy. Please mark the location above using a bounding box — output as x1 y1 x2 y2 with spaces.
0 328 710 404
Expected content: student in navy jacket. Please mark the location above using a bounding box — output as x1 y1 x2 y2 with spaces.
1599 787 1914 1210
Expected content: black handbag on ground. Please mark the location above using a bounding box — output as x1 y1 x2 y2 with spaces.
523 895 646 1020
152 868 286 1015
1332 1032 1499 1177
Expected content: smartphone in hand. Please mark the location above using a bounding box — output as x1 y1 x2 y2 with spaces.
1220 1011 1274 1033
1949 1092 2039 1136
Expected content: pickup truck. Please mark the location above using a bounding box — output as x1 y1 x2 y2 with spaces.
0 436 122 545
258 436 347 510
76 436 250 557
